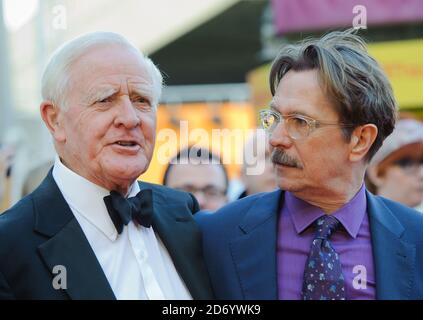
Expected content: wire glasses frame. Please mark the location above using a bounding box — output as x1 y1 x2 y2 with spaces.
259 109 355 140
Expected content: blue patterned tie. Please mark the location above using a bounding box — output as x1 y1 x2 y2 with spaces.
301 215 346 300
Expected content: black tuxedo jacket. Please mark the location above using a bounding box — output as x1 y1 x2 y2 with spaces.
0 172 214 299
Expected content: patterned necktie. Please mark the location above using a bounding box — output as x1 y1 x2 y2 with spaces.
301 215 346 300
103 189 154 234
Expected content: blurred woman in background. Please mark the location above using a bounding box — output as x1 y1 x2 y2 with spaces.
366 118 423 212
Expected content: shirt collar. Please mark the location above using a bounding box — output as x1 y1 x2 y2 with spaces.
52 156 140 241
285 184 367 239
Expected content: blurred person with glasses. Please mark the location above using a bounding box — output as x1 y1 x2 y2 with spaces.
195 29 423 300
163 146 228 212
0 145 13 212
366 118 423 212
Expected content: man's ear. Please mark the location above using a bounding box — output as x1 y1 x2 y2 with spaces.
349 124 378 162
40 101 66 143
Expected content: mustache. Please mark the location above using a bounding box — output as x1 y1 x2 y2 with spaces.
271 149 302 169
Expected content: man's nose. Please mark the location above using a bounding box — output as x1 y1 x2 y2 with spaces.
193 191 207 210
114 96 140 129
269 122 293 149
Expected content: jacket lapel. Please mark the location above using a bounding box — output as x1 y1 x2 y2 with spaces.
141 183 214 300
229 190 283 299
34 172 115 300
367 191 415 299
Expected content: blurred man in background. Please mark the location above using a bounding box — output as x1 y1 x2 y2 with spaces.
196 29 423 300
21 159 54 197
366 118 423 212
0 148 8 207
163 146 228 211
0 32 213 300
0 145 13 212
238 129 277 199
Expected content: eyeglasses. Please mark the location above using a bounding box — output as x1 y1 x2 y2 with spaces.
175 185 226 198
259 109 354 140
393 157 423 175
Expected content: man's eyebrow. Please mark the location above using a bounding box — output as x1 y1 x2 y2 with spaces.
85 86 119 104
203 184 222 190
289 110 313 118
129 84 155 105
176 184 195 189
269 101 313 118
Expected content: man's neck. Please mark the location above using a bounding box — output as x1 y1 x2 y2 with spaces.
58 156 135 196
85 174 135 197
291 179 364 214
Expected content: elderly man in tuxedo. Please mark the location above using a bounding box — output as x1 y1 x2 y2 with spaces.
0 32 213 300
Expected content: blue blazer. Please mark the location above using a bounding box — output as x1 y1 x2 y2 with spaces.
0 172 214 300
195 189 423 300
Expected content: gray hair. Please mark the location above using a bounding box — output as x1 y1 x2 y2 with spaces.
41 31 163 109
269 29 397 161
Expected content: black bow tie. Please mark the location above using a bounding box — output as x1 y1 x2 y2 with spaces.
103 189 154 234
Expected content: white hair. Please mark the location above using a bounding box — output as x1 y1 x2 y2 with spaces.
41 31 163 109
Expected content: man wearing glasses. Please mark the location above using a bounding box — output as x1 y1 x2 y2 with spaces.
163 146 228 212
195 30 423 300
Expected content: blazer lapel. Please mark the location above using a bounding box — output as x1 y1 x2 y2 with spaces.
367 191 415 300
142 183 214 300
34 172 115 300
229 189 283 299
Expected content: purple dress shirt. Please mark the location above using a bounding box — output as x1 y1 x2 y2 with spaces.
277 184 376 300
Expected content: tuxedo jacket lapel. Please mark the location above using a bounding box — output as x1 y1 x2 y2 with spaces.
33 174 213 300
229 190 283 299
367 191 416 300
34 172 115 300
141 183 214 300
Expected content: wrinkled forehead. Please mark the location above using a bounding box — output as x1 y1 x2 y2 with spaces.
68 43 153 84
270 69 339 120
65 44 156 101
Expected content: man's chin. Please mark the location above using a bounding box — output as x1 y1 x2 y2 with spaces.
277 179 302 193
102 161 148 182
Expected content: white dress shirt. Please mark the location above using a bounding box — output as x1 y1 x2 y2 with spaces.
52 156 192 300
